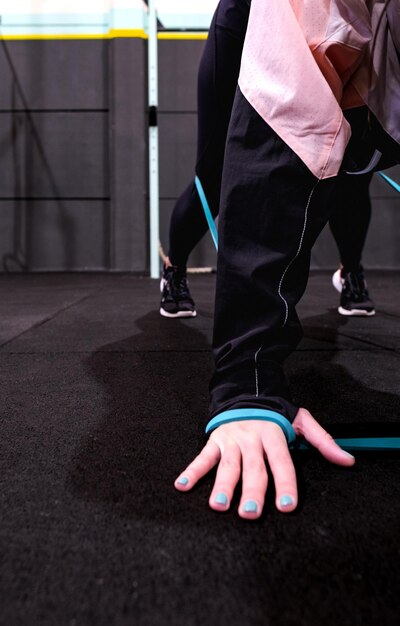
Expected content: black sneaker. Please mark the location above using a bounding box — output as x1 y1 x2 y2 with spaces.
335 266 375 316
160 265 197 318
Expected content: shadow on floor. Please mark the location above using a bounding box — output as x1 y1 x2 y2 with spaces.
66 308 400 523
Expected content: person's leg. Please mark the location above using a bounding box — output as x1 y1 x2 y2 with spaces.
161 0 250 318
167 0 250 266
329 173 372 272
329 172 375 316
209 88 336 421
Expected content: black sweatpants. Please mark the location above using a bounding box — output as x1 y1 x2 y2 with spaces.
209 89 337 422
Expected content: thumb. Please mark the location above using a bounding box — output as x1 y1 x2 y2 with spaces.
293 408 355 466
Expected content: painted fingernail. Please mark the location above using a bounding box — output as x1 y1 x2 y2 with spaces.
214 493 228 506
280 495 294 508
177 476 189 486
243 500 258 513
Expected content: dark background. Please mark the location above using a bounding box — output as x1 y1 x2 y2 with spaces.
0 37 399 273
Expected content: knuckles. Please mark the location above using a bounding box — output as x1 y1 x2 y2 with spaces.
243 458 267 474
219 456 241 472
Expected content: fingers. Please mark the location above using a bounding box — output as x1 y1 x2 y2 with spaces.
263 429 298 513
208 440 241 512
174 439 221 491
293 408 356 467
175 421 296 519
228 434 267 519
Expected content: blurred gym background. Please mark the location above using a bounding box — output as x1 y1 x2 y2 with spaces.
0 0 398 273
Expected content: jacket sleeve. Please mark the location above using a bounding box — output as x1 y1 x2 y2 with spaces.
238 0 371 179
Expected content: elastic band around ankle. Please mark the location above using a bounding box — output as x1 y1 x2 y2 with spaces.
205 409 296 444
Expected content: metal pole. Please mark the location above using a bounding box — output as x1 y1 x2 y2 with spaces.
147 0 160 278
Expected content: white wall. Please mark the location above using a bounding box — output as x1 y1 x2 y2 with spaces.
0 1 142 13
0 1 219 31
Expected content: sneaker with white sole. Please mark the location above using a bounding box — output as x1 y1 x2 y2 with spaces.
160 265 197 318
332 266 375 316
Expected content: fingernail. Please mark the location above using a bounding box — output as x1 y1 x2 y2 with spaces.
214 493 228 506
243 500 258 513
280 495 294 508
177 476 189 486
342 451 355 460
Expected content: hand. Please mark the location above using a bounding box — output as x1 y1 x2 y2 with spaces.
174 408 355 520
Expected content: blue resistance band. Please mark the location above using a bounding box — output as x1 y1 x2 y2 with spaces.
206 409 296 444
297 438 400 451
379 172 400 193
196 172 399 252
195 175 219 250
206 410 400 451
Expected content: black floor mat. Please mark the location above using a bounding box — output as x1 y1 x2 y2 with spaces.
0 272 399 626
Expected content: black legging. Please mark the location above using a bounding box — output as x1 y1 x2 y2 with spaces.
329 172 373 273
168 0 372 274
168 0 250 266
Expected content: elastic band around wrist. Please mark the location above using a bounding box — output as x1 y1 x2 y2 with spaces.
205 408 296 444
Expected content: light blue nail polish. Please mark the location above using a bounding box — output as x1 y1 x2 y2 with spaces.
215 493 228 506
177 476 189 486
280 495 294 507
244 500 258 513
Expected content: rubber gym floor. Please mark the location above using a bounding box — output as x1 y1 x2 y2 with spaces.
1 271 399 626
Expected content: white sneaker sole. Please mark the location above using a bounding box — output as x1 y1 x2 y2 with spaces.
332 268 343 293
338 306 375 317
160 308 197 318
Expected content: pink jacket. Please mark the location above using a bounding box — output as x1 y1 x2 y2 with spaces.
239 0 374 179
